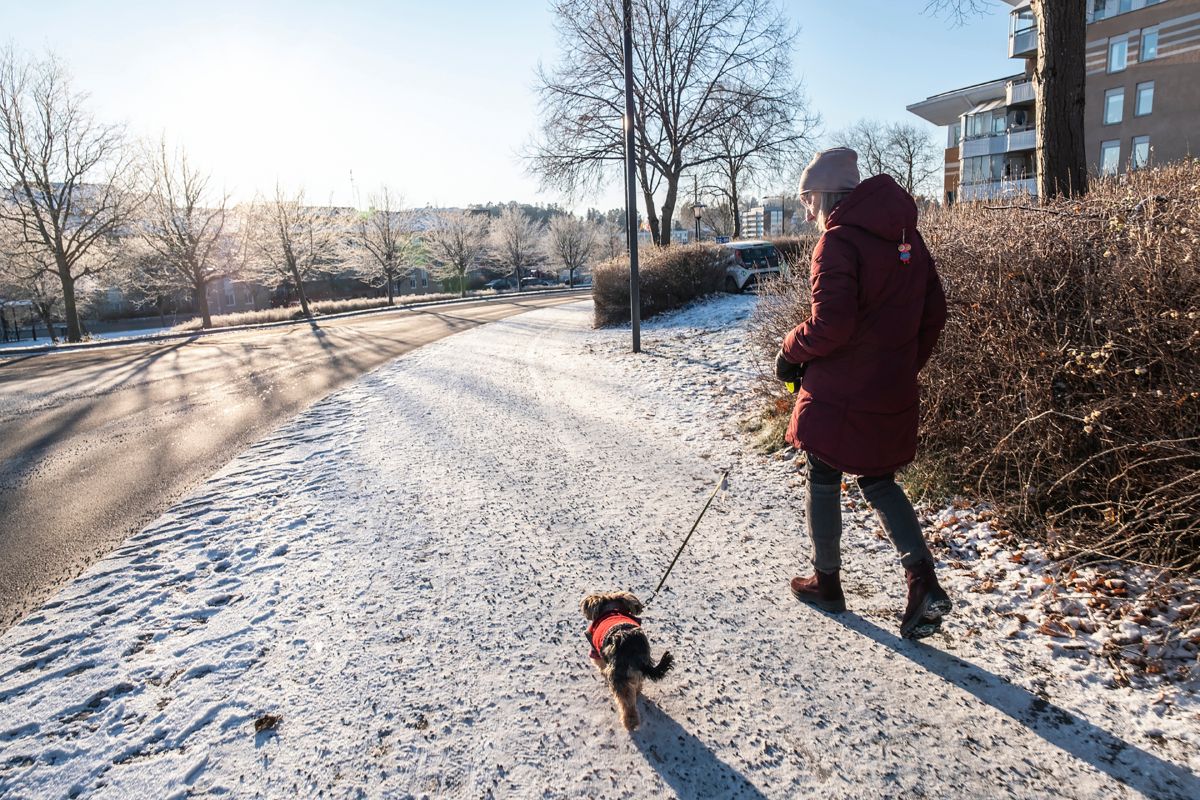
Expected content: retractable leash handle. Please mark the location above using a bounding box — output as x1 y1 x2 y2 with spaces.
644 470 730 607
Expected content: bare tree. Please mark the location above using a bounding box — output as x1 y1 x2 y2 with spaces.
0 48 140 342
532 0 805 246
690 199 733 240
489 204 544 291
244 186 341 318
546 214 597 287
595 218 627 260
137 140 228 329
885 123 943 199
424 210 489 298
925 0 1087 199
353 186 417 305
0 225 61 339
834 119 891 178
701 91 818 238
832 119 942 198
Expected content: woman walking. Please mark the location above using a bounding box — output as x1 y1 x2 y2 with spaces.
776 147 950 639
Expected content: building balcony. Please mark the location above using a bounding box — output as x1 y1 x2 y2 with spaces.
1006 78 1035 105
959 177 1037 202
1008 127 1036 151
1010 26 1037 58
960 126 1037 158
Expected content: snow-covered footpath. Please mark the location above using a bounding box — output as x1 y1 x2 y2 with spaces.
0 297 1196 799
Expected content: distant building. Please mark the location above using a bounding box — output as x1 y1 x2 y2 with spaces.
908 0 1200 204
741 198 788 238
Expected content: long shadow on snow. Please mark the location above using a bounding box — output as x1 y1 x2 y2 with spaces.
631 697 768 800
835 611 1200 800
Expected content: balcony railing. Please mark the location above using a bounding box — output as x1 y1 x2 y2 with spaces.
959 178 1037 202
1006 79 1035 105
960 126 1037 158
1008 127 1036 152
1010 26 1037 58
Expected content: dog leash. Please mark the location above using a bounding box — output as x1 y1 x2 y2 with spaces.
644 470 729 607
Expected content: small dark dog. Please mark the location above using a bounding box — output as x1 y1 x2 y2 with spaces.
581 591 674 730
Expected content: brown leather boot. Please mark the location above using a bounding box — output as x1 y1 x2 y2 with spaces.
789 570 846 613
901 559 952 639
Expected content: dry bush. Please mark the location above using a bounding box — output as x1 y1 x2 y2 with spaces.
592 243 728 326
769 235 818 277
752 161 1200 569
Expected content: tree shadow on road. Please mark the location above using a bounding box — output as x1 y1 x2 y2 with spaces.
631 697 768 800
834 611 1200 800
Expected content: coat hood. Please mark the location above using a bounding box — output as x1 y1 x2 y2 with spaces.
825 174 918 242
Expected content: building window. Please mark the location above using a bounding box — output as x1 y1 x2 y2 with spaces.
947 122 961 148
1132 136 1150 169
422 272 428 288
1134 81 1154 116
223 279 235 306
1108 37 1128 73
1092 0 1163 22
1141 27 1158 61
1103 88 1124 124
409 274 416 289
1100 140 1121 176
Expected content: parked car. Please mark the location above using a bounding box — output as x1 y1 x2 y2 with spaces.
484 278 515 291
520 277 554 288
721 240 781 293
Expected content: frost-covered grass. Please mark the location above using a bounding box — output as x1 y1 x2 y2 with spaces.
169 292 488 332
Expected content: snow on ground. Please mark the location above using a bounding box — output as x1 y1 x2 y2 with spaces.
0 296 1197 799
0 326 173 350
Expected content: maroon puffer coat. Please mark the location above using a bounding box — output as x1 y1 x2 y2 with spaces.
782 174 946 475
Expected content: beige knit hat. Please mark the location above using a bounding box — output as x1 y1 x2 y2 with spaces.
798 147 861 194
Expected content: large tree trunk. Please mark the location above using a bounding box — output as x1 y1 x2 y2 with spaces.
1032 0 1088 199
386 266 395 305
34 301 56 342
194 277 213 329
659 173 680 247
289 263 312 318
56 257 82 343
729 169 743 239
636 160 661 247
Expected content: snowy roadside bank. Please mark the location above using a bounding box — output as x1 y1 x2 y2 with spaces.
0 296 1196 799
0 287 586 358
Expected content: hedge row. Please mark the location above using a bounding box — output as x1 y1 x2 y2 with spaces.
592 243 728 326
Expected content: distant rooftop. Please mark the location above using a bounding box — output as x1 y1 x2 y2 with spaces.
907 73 1026 126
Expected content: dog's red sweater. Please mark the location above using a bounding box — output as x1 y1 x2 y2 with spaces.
586 610 641 660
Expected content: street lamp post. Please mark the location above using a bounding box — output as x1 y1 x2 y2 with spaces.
693 202 705 243
622 0 640 353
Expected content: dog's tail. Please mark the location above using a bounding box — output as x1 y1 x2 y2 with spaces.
642 651 674 681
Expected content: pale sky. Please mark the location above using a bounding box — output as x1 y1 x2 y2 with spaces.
1 0 1015 212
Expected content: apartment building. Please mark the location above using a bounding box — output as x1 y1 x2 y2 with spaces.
741 198 789 238
908 0 1200 203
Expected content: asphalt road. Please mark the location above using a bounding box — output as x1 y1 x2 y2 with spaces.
0 292 586 631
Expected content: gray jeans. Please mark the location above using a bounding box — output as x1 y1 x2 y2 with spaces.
805 452 932 572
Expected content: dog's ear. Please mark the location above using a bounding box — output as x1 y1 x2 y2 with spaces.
615 591 643 616
580 594 604 620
